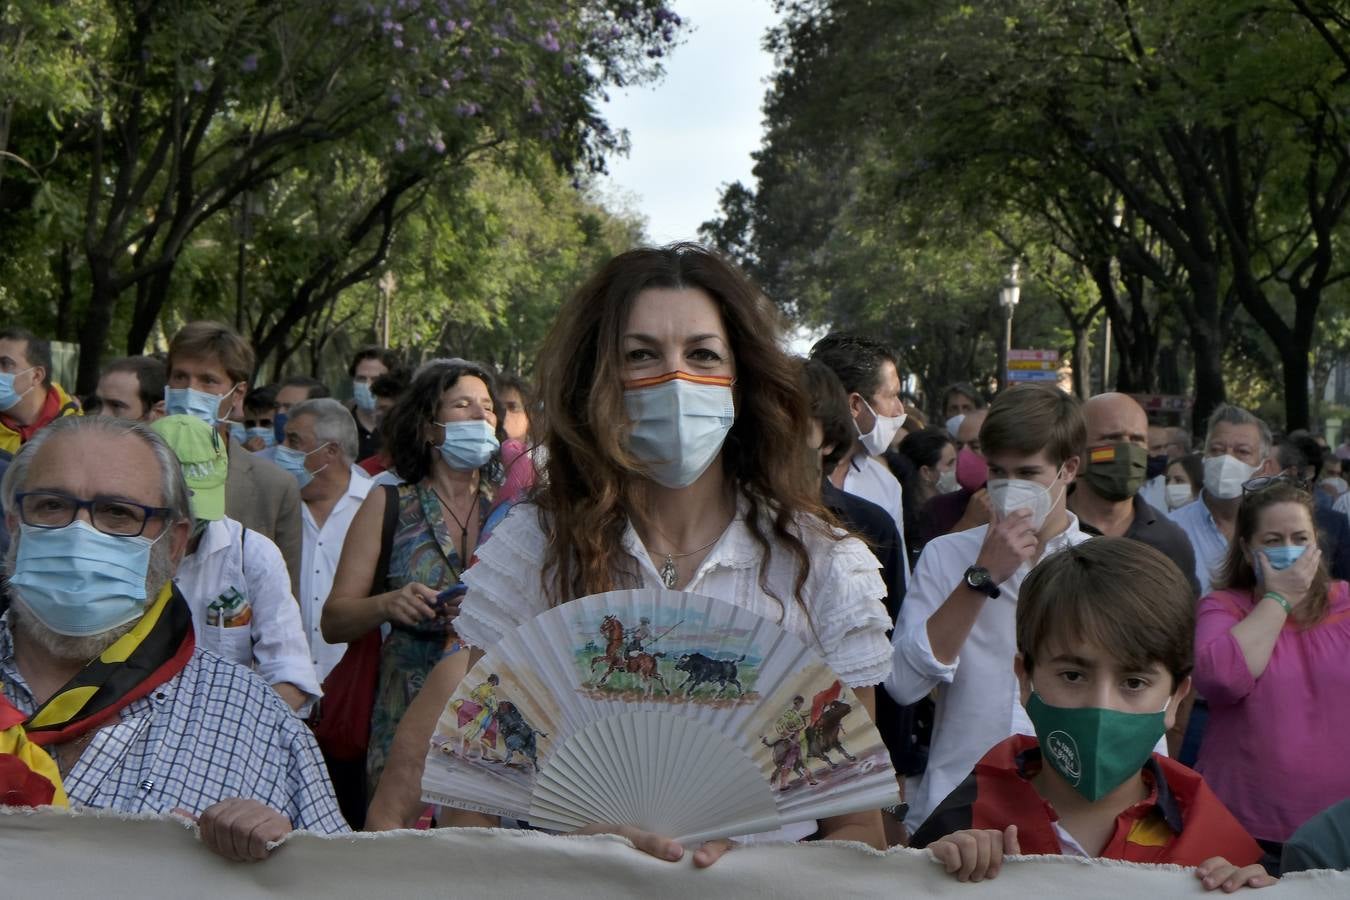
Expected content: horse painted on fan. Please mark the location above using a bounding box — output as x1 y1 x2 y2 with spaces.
588 614 669 694
763 698 857 787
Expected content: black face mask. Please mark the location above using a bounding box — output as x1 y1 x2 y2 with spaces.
1146 453 1169 480
1085 442 1149 501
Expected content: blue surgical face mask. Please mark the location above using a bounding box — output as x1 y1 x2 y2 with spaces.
0 366 37 412
245 426 276 449
228 422 248 446
437 419 499 471
273 411 289 445
623 372 736 489
1263 544 1307 571
165 385 234 426
352 381 377 412
274 442 330 489
8 520 163 637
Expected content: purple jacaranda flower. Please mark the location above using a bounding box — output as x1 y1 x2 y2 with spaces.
538 33 560 52
241 54 258 72
393 37 404 48
451 68 466 81
382 18 394 31
440 78 451 90
395 138 406 152
432 137 446 153
460 17 471 29
390 91 403 105
456 101 480 116
427 17 437 31
331 12 348 25
529 99 542 115
397 112 408 126
192 78 204 92
460 45 472 57
562 62 573 75
490 46 501 58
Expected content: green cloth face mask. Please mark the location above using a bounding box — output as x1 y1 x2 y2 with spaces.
1026 690 1168 802
1083 442 1149 502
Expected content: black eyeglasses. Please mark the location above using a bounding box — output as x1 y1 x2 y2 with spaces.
14 490 174 537
1242 474 1310 495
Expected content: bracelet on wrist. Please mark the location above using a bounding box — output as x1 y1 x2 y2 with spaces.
1262 591 1293 615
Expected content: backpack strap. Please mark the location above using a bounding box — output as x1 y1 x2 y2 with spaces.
371 483 399 594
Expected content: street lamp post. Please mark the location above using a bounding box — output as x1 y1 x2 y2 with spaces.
997 262 1021 392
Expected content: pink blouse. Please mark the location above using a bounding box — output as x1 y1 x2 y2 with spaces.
1193 580 1350 842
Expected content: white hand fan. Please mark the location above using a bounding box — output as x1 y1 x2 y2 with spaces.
421 589 900 843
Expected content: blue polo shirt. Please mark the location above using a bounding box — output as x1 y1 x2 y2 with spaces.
1168 494 1231 595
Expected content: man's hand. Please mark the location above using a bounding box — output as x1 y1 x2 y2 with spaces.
192 799 294 862
974 508 1038 584
242 436 267 452
929 824 1019 882
1196 857 1277 892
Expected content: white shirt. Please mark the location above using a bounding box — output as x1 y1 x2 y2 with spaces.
844 454 911 576
886 514 1090 831
174 517 322 706
459 502 894 689
1167 495 1229 596
300 466 373 681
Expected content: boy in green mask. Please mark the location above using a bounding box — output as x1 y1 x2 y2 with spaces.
909 537 1272 891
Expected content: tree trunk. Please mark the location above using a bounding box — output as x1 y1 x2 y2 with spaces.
53 243 75 342
125 265 174 355
77 261 120 395
1279 343 1312 431
1070 320 1092 399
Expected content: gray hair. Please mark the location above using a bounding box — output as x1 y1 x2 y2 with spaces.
289 398 359 462
1 415 192 524
1204 404 1272 460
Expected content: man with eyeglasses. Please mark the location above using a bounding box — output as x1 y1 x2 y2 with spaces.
1168 405 1279 596
0 416 346 859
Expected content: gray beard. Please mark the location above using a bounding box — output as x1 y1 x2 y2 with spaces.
6 531 179 664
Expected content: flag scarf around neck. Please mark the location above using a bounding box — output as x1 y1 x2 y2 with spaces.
1 582 194 807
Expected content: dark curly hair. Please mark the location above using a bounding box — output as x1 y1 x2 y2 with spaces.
382 359 504 485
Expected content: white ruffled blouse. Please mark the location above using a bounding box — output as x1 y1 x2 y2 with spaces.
458 501 893 688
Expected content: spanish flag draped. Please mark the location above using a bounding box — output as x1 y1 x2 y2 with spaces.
1 582 194 807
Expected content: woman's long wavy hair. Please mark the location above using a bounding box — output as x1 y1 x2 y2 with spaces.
1213 482 1331 627
534 243 836 613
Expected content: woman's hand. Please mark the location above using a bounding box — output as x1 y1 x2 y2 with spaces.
1196 857 1277 892
381 582 441 627
1257 545 1321 609
573 824 737 868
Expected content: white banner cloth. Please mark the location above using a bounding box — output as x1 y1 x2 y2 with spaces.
3 807 1348 898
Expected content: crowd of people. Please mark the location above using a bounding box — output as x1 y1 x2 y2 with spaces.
1 244 1349 887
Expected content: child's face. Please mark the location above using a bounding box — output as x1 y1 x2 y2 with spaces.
1015 639 1190 731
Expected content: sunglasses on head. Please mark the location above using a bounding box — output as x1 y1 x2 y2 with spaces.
1242 473 1310 495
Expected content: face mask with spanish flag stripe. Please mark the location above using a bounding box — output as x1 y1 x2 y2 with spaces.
623 370 736 489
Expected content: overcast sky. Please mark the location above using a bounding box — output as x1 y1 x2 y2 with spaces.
598 0 778 244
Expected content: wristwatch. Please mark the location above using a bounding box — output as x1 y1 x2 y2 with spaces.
963 565 1002 599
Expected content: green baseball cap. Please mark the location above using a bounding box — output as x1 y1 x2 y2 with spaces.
151 414 228 521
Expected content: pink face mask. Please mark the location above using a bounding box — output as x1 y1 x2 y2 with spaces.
956 447 988 493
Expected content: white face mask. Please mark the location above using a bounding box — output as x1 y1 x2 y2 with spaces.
1165 483 1195 510
857 399 906 457
936 468 960 494
987 468 1065 531
1203 454 1258 500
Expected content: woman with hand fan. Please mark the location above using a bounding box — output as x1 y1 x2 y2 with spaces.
367 244 893 865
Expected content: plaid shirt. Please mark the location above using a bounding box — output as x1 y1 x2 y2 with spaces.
0 614 347 834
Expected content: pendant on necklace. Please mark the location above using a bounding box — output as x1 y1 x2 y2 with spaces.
660 554 679 589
